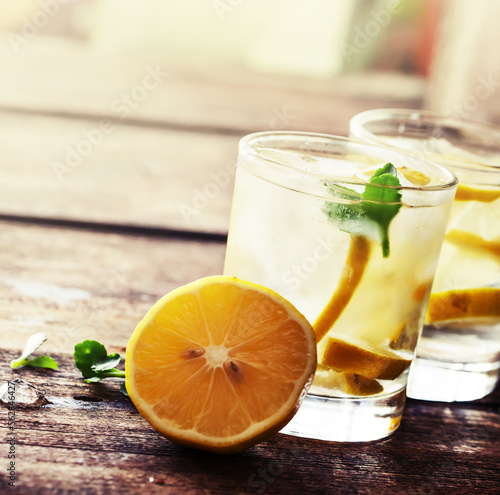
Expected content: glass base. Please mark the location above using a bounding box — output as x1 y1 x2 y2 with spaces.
280 388 406 442
407 357 500 402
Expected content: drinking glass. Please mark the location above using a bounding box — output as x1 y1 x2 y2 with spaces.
223 131 457 441
350 109 500 402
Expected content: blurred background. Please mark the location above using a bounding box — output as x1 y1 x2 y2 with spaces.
1 0 498 116
0 0 499 233
3 0 500 121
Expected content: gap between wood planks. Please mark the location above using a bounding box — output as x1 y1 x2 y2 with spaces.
0 214 227 243
0 104 255 137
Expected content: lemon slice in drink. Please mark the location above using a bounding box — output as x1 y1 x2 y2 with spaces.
455 184 500 203
320 337 412 380
313 365 383 396
445 230 500 259
125 276 317 454
447 201 500 245
343 373 384 395
398 166 431 186
426 288 500 323
432 192 500 295
355 165 431 186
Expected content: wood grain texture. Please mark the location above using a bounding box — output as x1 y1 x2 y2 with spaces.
0 37 423 136
1 351 498 495
0 221 225 353
0 110 238 234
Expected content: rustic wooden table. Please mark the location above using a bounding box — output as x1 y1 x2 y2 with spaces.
0 38 498 494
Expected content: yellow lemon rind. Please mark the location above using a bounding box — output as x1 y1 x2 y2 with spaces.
125 275 317 454
445 230 500 258
426 287 500 323
320 337 411 381
455 184 500 203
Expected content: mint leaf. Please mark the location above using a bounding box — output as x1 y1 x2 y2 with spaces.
85 377 102 384
10 333 47 367
25 356 59 370
120 382 129 397
74 340 107 378
363 164 402 257
323 185 377 240
371 162 395 179
74 340 125 383
10 333 59 370
92 354 121 373
324 163 402 257
323 185 362 221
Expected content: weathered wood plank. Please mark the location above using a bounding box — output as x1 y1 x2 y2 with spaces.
0 110 238 234
0 221 225 352
1 351 498 495
0 37 423 136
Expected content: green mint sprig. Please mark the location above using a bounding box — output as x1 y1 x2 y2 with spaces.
324 163 402 257
74 340 125 383
10 333 59 370
10 334 127 395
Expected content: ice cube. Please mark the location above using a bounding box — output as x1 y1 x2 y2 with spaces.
0 378 51 408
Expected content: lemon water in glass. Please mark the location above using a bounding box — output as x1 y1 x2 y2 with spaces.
223 132 457 441
350 109 500 402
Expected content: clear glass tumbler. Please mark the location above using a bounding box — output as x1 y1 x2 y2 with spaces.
223 131 457 441
350 109 500 402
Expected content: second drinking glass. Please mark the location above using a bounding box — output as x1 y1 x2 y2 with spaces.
350 109 500 402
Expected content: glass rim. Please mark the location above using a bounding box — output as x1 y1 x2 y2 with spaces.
239 130 458 193
349 108 500 173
